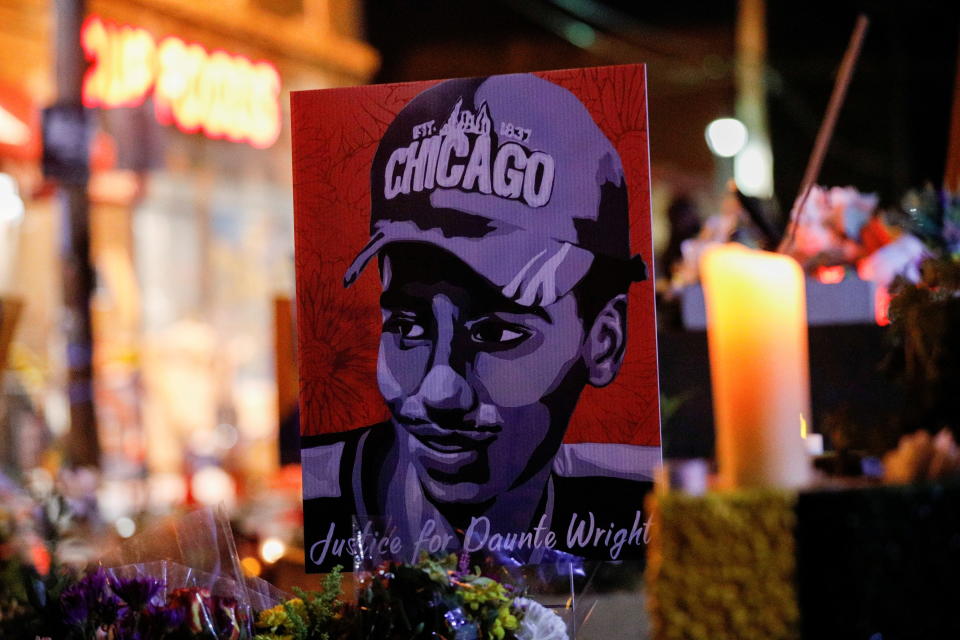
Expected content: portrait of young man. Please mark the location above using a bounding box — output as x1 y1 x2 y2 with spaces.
292 67 661 572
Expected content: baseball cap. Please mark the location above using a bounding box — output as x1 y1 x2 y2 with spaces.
344 73 646 306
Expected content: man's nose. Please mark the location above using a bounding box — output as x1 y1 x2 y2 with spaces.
418 363 474 412
416 294 475 418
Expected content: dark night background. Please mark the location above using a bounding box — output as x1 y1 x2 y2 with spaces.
361 0 960 458
364 0 959 206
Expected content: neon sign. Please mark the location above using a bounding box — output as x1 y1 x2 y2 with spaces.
81 16 281 149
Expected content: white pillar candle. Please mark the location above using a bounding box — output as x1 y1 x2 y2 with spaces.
701 244 812 489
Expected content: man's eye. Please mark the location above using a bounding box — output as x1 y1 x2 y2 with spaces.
385 317 426 339
401 322 426 338
469 321 530 346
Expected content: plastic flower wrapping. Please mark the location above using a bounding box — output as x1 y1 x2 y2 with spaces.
513 599 568 640
0 501 287 639
57 564 256 640
1 492 572 640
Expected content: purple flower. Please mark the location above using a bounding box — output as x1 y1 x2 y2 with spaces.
113 599 190 640
83 566 109 593
457 550 471 575
113 603 173 640
60 583 90 625
110 575 165 610
60 567 122 627
154 602 186 630
113 614 144 640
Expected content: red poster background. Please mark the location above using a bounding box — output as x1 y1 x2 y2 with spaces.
291 64 660 447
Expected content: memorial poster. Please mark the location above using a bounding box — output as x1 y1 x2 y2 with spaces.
292 64 660 572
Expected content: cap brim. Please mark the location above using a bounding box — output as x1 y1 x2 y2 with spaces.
344 219 595 307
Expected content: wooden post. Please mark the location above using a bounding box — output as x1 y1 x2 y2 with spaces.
779 15 869 253
0 297 22 371
0 297 23 470
944 34 960 192
274 296 298 427
55 0 99 467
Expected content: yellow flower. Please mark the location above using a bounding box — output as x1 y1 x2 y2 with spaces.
285 598 307 618
502 613 518 630
256 607 286 629
256 598 305 631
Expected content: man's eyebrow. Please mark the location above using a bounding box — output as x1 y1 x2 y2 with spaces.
380 287 552 323
489 300 552 324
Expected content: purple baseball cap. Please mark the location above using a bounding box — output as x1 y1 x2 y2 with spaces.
344 73 645 306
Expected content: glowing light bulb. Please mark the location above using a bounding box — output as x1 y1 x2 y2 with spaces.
116 517 136 538
705 118 748 158
241 556 262 576
260 537 286 564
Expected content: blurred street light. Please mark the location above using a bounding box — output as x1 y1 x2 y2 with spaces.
705 117 748 157
259 537 286 564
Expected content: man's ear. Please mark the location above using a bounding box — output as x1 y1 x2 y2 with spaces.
582 294 628 387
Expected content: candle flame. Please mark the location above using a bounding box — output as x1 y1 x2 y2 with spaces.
800 413 808 439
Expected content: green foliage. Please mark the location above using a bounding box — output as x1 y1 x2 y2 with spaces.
254 566 347 640
360 562 455 640
356 555 522 640
900 186 960 256
884 255 960 435
0 497 77 639
0 559 77 639
455 571 518 640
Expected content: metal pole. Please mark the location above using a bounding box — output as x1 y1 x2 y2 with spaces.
735 0 774 198
55 0 99 467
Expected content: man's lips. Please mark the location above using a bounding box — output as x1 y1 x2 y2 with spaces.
400 422 498 455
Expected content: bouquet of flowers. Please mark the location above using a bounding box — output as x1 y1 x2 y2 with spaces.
57 565 250 640
253 554 568 640
0 472 82 639
1 499 288 639
786 184 883 268
1 478 569 640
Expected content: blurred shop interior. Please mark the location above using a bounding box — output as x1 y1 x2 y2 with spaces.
0 0 958 582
